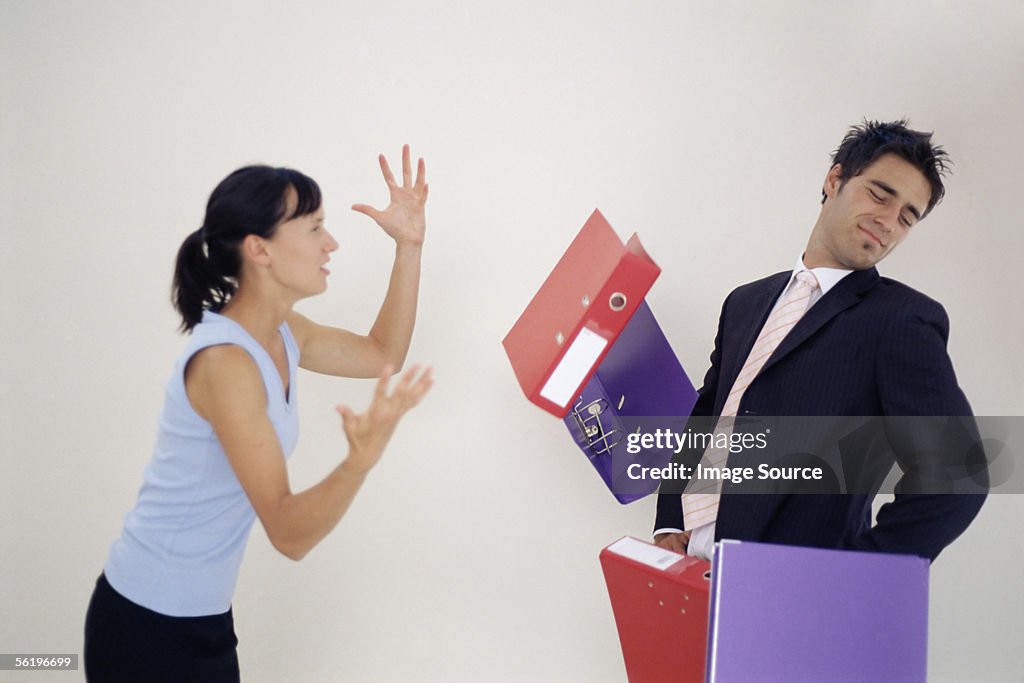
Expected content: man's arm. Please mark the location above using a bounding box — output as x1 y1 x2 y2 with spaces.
846 299 986 561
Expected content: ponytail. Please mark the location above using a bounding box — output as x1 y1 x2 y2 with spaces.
170 165 322 333
171 227 237 332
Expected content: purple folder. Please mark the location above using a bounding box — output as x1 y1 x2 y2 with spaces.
707 541 929 682
562 300 697 504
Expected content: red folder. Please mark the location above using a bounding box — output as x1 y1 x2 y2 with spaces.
503 210 661 417
600 536 710 683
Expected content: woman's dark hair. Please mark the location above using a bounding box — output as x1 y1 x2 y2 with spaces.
172 165 322 332
824 119 951 218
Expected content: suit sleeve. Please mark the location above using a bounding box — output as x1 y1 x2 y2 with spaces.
654 294 730 532
845 299 987 561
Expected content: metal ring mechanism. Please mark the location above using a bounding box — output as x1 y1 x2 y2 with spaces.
569 395 621 457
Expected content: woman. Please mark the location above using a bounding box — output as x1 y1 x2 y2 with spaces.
84 146 432 682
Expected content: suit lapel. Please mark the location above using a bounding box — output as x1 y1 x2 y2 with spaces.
759 267 880 376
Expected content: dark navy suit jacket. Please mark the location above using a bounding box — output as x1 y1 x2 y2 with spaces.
654 267 986 561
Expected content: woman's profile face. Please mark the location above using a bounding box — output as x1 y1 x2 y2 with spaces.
263 189 337 299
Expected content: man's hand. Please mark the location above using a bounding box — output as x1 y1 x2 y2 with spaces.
351 144 428 248
654 531 691 554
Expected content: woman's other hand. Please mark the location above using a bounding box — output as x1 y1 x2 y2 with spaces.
336 364 433 475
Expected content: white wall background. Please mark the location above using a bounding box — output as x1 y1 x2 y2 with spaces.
2 1 1022 681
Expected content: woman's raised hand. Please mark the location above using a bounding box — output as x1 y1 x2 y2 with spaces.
351 144 428 247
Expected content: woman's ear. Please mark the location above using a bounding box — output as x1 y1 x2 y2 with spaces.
241 233 272 267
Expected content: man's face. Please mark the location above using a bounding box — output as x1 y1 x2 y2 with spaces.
807 153 932 271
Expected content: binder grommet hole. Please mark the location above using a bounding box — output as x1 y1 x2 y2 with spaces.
703 570 712 581
609 292 627 311
680 608 686 615
658 600 664 607
648 581 654 589
581 295 590 307
555 332 564 345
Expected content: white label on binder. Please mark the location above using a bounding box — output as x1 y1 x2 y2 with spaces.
539 327 608 407
606 536 683 571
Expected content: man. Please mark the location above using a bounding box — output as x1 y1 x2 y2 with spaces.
654 120 986 562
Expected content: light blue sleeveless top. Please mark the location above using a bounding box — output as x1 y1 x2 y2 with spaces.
104 311 300 617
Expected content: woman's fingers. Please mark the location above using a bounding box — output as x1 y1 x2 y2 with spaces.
382 145 425 192
408 367 433 402
392 366 432 408
393 364 422 393
350 203 383 221
401 144 412 187
335 404 358 439
378 153 397 188
345 364 432 434
372 364 395 402
414 157 426 189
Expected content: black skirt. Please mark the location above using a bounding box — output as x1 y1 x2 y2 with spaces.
84 573 240 682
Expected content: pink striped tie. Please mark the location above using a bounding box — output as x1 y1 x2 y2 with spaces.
682 270 819 530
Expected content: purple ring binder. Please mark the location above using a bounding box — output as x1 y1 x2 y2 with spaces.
563 300 698 503
707 541 929 682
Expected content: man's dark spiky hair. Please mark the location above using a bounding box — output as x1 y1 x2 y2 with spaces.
824 119 951 218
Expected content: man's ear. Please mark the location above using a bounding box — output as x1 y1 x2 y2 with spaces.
241 233 271 267
823 163 843 199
